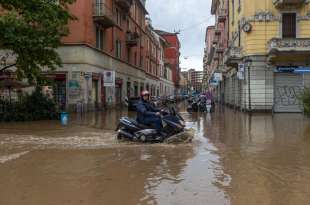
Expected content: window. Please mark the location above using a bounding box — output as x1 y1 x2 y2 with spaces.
146 60 150 73
127 18 130 30
116 8 121 26
140 55 143 67
115 40 122 59
282 13 296 38
134 52 137 65
127 48 131 63
96 27 104 50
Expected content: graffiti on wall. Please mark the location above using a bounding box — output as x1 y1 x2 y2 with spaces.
275 86 303 106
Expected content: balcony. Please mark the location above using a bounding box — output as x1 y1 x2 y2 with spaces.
115 0 133 12
217 9 227 23
126 31 139 47
268 38 310 62
273 0 307 9
93 3 115 28
224 46 243 66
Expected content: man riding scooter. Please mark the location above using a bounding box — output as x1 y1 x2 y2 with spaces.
136 90 162 133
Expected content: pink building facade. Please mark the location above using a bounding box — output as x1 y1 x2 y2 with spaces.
203 0 228 102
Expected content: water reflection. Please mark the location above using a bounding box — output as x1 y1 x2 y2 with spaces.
0 105 310 204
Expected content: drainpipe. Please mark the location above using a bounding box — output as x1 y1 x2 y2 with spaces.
248 65 251 113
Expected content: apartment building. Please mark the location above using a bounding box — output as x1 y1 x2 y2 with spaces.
155 30 181 94
48 0 176 111
209 0 310 112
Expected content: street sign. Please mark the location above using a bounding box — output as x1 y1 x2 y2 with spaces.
84 72 91 79
104 70 115 87
237 71 245 80
238 63 245 72
213 72 223 82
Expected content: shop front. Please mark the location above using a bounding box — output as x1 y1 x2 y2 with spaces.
115 78 123 105
273 67 310 113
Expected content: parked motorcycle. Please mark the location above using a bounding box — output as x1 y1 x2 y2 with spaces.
187 98 199 112
199 101 207 112
206 99 212 113
116 106 185 143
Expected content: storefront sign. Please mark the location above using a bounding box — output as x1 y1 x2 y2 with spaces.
275 67 296 73
104 71 115 87
68 80 81 97
274 66 310 73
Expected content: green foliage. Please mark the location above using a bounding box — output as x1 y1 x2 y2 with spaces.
0 88 58 122
299 87 310 116
0 0 76 83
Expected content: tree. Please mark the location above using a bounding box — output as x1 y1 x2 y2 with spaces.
0 0 75 83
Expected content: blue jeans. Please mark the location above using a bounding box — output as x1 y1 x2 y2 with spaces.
143 117 162 131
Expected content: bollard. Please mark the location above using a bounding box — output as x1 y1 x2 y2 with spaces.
60 112 69 126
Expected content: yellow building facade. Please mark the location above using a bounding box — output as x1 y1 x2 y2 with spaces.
221 0 310 112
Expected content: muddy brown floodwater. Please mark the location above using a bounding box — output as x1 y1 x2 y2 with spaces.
0 104 310 205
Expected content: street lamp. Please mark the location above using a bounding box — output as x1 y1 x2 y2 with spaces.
244 58 252 113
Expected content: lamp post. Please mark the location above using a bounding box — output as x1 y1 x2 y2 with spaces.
245 58 252 113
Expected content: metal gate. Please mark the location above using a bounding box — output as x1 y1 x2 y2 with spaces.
274 73 303 113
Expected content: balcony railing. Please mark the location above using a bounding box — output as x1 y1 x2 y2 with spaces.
268 38 310 53
93 3 115 28
126 31 139 47
217 9 227 23
115 0 133 12
224 46 243 65
273 0 307 8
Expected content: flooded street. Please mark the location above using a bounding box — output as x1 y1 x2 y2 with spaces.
1 104 310 205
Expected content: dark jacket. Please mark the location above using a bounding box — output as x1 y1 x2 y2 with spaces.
136 99 160 123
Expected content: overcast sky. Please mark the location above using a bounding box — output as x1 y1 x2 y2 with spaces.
146 0 214 71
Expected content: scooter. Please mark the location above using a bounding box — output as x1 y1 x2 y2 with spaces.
116 106 186 143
